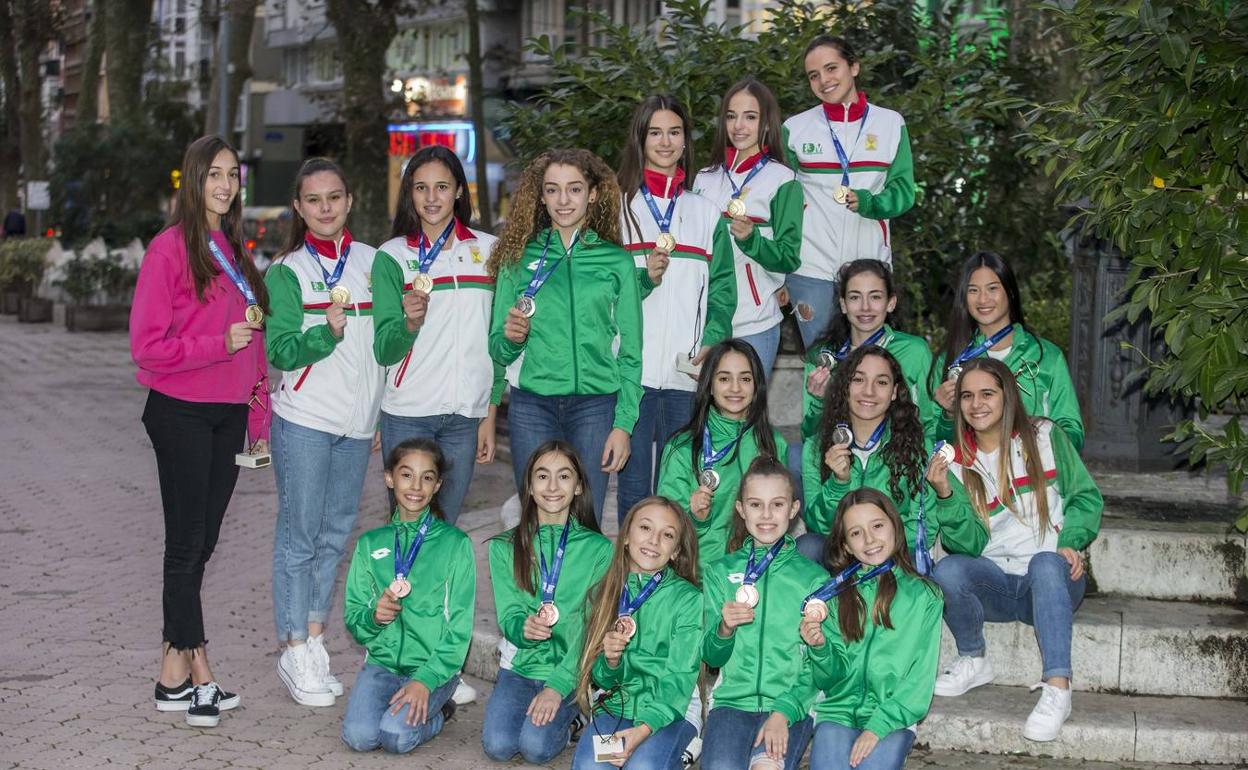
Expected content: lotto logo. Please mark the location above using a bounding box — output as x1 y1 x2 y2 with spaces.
802 142 822 154
371 547 391 560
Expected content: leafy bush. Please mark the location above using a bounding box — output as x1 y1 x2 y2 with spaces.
0 238 53 295
1024 0 1248 529
55 253 138 306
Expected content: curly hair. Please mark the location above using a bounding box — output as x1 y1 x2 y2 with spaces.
817 346 925 501
488 149 622 277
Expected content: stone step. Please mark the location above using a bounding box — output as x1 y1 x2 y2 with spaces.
922 684 1248 765
1088 508 1247 602
938 595 1248 698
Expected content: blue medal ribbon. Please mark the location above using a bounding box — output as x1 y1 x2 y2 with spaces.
640 185 678 235
304 240 350 290
538 519 572 604
724 156 769 202
741 539 785 587
825 103 870 189
523 230 577 299
802 558 895 610
392 514 431 580
913 442 948 577
820 326 887 366
853 419 888 452
617 570 664 617
417 220 455 276
207 239 256 306
951 324 1015 370
701 423 744 471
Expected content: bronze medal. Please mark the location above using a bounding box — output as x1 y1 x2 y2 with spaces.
537 601 560 627
389 577 411 599
803 598 829 623
735 583 760 608
614 614 637 640
244 304 264 325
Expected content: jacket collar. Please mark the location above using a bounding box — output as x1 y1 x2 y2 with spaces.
725 147 767 172
642 167 685 198
405 218 474 250
821 91 869 122
305 229 352 259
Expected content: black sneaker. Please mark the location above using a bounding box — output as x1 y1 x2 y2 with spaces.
440 699 457 723
153 677 194 711
185 682 240 727
568 711 588 746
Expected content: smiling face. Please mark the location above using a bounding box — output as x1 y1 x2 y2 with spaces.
841 502 895 566
384 449 443 520
711 350 756 421
847 354 898 423
805 44 860 106
840 271 895 335
293 170 351 242
410 160 459 233
966 266 1011 330
643 109 686 175
725 90 761 157
625 502 682 573
735 473 799 546
528 450 582 520
959 369 1005 436
542 163 596 233
203 148 240 229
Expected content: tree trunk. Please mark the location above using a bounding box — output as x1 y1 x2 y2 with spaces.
0 0 22 211
78 0 107 125
203 0 258 138
105 0 154 121
325 0 401 244
465 0 492 229
14 0 53 179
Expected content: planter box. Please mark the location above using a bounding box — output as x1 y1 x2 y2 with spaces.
0 291 23 315
65 304 130 332
17 297 53 323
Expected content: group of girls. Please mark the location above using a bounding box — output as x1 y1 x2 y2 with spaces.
129 25 1103 770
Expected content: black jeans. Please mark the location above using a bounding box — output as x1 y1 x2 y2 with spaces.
142 389 247 650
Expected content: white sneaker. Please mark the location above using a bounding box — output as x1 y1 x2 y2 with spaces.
307 635 343 697
933 655 994 697
1023 681 1072 742
278 644 335 707
452 678 477 705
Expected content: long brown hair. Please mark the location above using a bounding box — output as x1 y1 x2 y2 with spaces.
823 488 930 643
283 157 352 255
170 136 268 310
505 440 600 594
575 497 699 712
487 149 622 277
617 94 696 245
725 456 795 553
390 145 474 241
705 78 788 171
952 358 1051 534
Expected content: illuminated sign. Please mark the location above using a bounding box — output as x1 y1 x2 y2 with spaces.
387 121 476 163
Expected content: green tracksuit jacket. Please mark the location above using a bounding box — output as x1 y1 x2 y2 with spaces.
488 520 613 696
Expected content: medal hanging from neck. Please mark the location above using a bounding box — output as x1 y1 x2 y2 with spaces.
389 515 431 599
724 155 768 218
825 103 869 206
735 538 784 607
516 229 577 318
615 570 664 640
947 324 1014 381
411 220 455 295
699 422 744 491
640 184 678 252
305 239 352 305
536 518 572 626
208 239 262 324
801 558 895 622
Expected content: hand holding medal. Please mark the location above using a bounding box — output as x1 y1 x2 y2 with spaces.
824 423 854 482
402 288 429 332
646 244 671 286
614 570 663 645
373 586 402 626
688 486 713 521
924 440 955 500
326 288 348 338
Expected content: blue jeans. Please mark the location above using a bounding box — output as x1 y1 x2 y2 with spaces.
739 324 781 383
482 668 581 764
786 442 805 508
702 707 814 770
785 274 839 350
933 552 1087 680
271 414 373 641
379 411 480 525
809 721 915 770
341 664 458 753
507 388 618 525
572 716 696 770
618 387 694 524
796 532 826 566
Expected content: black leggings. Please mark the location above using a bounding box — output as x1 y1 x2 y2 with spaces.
142 389 247 650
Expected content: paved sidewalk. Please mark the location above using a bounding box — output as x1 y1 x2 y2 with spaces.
0 316 1230 770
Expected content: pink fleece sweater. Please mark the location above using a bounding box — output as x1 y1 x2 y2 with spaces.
130 225 270 440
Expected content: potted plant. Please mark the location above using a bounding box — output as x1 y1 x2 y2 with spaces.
57 252 138 331
0 238 51 316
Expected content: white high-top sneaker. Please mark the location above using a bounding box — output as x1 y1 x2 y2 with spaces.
307 634 343 697
933 654 994 697
452 678 478 705
278 643 335 707
1023 681 1072 742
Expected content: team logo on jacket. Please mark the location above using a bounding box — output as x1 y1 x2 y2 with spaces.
406 260 421 271
311 280 327 292
866 134 878 151
727 572 745 584
526 259 541 271
371 547 391 560
801 142 823 154
470 245 482 263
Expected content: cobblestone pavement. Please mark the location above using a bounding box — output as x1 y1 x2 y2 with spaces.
0 316 1233 770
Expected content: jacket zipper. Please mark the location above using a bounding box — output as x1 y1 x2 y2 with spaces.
293 364 313 391
745 263 762 306
755 553 769 711
854 592 877 724
567 247 579 392
395 525 407 669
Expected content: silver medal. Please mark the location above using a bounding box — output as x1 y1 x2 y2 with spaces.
514 295 536 318
946 364 963 382
698 468 721 491
936 442 956 465
831 424 853 446
817 351 837 370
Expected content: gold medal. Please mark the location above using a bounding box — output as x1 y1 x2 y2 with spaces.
244 304 264 325
411 274 434 294
833 185 851 205
655 232 676 252
329 285 351 305
727 198 747 217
